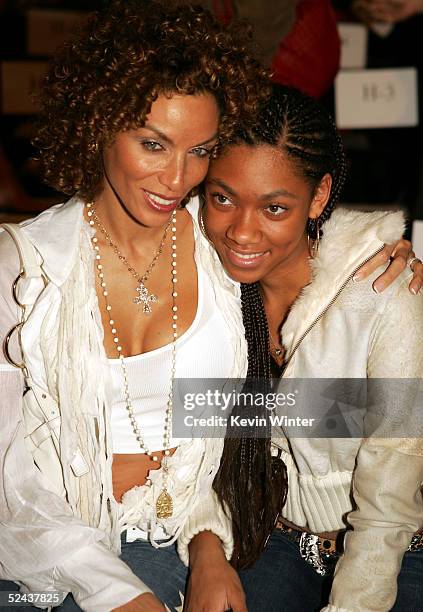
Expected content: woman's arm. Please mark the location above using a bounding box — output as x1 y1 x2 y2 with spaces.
0 235 152 611
323 275 423 612
177 490 247 612
184 532 247 612
0 369 153 611
177 489 234 566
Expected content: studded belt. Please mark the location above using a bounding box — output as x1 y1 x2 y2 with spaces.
275 518 343 576
275 518 423 577
409 532 423 552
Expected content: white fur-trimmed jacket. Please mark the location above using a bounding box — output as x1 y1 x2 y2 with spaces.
0 196 248 611
177 208 423 612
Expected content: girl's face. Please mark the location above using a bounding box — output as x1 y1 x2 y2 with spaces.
204 144 331 284
101 93 219 226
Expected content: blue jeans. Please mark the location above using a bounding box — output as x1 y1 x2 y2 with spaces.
2 530 422 611
238 529 423 612
0 534 188 611
118 536 188 611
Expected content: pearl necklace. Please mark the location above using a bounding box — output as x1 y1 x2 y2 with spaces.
87 202 177 519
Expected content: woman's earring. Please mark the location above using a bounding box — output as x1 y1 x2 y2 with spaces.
198 193 212 243
198 208 211 242
307 217 322 258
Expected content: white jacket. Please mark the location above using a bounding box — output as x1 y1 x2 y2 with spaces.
0 196 248 611
177 208 423 612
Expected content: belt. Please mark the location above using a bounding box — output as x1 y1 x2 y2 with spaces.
275 518 343 576
275 518 423 577
409 532 423 552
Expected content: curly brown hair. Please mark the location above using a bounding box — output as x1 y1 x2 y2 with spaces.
34 0 270 199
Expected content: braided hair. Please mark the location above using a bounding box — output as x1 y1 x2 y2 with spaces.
212 85 347 569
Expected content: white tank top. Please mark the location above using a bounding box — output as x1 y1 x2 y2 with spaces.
109 254 236 452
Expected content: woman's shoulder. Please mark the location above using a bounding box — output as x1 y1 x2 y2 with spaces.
325 208 405 246
319 208 405 276
1 196 84 282
1 196 82 245
0 232 22 331
0 229 20 279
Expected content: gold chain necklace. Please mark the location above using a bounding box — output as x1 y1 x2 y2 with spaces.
87 202 177 519
268 330 283 358
88 204 171 315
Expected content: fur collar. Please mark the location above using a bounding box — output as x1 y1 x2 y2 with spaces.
282 208 405 356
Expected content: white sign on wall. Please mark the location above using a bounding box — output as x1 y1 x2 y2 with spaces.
335 67 418 129
338 23 368 69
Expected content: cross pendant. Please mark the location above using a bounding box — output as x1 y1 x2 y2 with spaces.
133 282 158 315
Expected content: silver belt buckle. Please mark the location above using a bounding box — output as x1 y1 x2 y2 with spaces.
299 532 328 576
408 533 423 551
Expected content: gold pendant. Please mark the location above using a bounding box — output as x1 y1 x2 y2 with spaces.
156 489 173 519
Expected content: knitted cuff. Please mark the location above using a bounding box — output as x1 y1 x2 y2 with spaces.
177 491 234 566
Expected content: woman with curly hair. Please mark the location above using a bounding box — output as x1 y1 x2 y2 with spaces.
0 2 419 612
0 2 268 610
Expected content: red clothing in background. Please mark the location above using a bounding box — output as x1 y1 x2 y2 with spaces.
270 0 340 98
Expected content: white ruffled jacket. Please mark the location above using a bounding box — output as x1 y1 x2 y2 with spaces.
0 196 248 611
177 208 423 612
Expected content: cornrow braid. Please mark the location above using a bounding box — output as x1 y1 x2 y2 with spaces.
213 282 287 569
242 282 271 380
216 83 347 239
213 84 347 568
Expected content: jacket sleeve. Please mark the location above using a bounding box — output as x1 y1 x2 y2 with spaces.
177 489 234 566
0 234 151 611
324 274 423 612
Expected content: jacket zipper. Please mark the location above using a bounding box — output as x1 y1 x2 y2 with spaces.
282 245 385 374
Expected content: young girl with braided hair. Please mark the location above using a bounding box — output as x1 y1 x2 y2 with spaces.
0 3 421 609
181 85 423 612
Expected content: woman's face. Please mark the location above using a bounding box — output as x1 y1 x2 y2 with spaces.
204 144 331 284
101 92 219 226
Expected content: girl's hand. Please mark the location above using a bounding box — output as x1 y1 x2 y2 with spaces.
185 532 247 612
353 239 422 294
112 592 167 612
